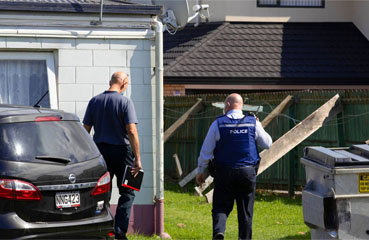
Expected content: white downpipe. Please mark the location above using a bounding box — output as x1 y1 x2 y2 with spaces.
154 19 164 200
153 19 167 237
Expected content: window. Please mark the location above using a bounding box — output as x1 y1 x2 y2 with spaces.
258 0 324 7
0 52 57 109
0 121 100 163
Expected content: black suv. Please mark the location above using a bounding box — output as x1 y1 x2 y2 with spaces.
0 104 114 239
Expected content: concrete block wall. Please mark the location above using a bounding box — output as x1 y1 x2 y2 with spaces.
56 38 157 208
0 36 157 208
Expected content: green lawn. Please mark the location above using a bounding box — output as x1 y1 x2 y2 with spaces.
128 183 310 240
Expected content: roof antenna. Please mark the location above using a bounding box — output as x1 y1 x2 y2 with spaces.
33 90 49 108
91 0 104 25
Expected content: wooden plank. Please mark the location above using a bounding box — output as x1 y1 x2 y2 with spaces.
164 98 203 143
178 168 198 188
205 189 214 204
261 95 293 128
173 153 183 178
257 94 343 176
194 176 214 196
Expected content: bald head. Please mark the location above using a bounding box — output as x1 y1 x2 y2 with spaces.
109 71 129 94
110 72 128 86
224 93 243 114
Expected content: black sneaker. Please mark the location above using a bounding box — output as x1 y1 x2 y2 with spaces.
213 232 224 240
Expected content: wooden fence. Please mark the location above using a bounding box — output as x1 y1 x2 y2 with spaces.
164 90 369 190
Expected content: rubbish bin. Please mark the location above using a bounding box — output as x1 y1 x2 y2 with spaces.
301 144 369 239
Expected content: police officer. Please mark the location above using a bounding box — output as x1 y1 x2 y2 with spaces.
196 93 272 240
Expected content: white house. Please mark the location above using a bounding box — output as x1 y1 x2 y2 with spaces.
208 0 369 40
0 0 166 236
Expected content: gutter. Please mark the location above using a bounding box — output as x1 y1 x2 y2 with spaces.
0 1 162 15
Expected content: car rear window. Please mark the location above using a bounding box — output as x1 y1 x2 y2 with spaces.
0 121 100 163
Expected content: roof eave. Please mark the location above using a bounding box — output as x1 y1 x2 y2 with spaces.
164 76 369 85
0 2 162 15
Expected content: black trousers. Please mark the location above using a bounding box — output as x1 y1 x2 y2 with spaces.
96 143 135 237
212 165 257 240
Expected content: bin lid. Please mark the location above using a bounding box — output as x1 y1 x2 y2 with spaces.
304 144 369 167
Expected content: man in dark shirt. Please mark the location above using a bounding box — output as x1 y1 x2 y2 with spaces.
83 72 141 240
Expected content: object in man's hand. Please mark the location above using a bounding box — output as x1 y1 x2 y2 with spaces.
122 165 144 191
208 158 216 177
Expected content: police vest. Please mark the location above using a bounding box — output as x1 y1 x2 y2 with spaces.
214 114 260 167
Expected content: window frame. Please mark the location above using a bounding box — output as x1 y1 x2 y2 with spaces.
257 0 325 8
0 52 57 109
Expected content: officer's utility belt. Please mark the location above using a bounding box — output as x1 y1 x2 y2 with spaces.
214 163 259 174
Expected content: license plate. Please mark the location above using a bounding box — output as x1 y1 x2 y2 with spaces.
358 173 369 193
55 191 81 208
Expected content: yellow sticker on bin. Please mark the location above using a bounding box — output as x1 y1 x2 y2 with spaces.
358 173 369 193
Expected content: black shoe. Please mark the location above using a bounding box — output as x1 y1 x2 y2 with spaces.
115 232 128 240
213 232 224 240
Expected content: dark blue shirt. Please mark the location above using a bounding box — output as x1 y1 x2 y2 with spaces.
83 91 138 145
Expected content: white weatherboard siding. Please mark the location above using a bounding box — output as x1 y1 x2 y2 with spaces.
352 0 369 40
0 30 157 208
202 0 353 22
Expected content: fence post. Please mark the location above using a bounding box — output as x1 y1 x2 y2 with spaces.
288 101 296 198
196 109 204 159
336 112 345 147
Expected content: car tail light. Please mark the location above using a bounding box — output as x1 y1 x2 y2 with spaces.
35 116 61 122
91 172 111 196
0 179 41 201
108 231 115 238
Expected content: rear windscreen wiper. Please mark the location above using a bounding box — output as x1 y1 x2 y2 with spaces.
35 156 71 164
